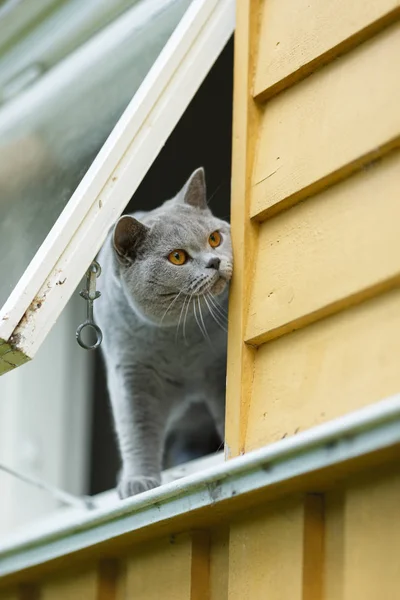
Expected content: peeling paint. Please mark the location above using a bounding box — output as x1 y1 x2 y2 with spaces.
0 337 30 375
0 292 47 369
9 332 22 349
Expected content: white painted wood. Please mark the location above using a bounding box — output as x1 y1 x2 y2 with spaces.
0 0 235 363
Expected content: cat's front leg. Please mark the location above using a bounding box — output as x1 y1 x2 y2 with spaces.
107 364 170 499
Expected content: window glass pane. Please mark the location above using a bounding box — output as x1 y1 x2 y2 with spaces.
0 0 192 309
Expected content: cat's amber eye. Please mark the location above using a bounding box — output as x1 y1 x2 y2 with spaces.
168 249 188 265
208 231 221 248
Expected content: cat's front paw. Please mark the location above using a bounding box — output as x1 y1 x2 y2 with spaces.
118 476 160 499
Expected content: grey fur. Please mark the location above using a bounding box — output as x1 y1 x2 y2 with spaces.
95 168 232 498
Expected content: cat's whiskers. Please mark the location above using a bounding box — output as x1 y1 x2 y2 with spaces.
204 294 228 333
174 277 225 343
208 293 228 320
160 290 182 325
183 291 196 344
193 298 205 341
193 274 217 297
189 275 207 295
174 278 206 343
196 296 211 344
175 296 188 343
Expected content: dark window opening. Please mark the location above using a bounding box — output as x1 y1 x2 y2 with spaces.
89 36 234 495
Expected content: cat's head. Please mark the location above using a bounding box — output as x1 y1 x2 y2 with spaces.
113 168 233 326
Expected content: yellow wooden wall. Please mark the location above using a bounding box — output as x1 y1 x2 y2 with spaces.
2 2 400 599
226 0 400 456
2 464 400 600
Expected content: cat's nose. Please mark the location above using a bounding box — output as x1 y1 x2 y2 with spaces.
206 257 221 270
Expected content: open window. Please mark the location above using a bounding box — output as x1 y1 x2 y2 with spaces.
0 0 234 534
0 0 234 372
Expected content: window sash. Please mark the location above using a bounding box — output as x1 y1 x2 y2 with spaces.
0 0 235 375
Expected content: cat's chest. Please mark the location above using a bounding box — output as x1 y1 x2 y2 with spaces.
131 316 226 375
156 326 225 366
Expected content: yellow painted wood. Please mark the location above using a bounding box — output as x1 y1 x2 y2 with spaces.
246 151 400 346
0 591 18 600
324 492 345 600
228 495 324 600
343 469 400 599
115 561 127 600
302 495 324 600
190 532 210 600
254 0 400 99
0 586 38 600
251 22 400 220
125 532 209 600
246 288 400 451
41 570 98 600
225 0 260 457
18 587 38 600
97 561 120 600
209 528 229 600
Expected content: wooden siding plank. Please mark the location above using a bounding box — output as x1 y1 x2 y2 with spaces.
246 151 400 346
125 533 208 600
97 560 120 600
225 0 260 458
228 495 324 600
190 532 210 600
246 288 400 451
343 470 400 599
41 570 98 600
126 536 192 599
324 492 345 600
254 0 400 100
302 495 325 600
251 22 400 221
0 588 38 600
115 561 127 600
209 528 229 600
0 592 18 600
228 498 305 600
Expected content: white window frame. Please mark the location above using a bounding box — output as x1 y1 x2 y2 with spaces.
0 0 235 375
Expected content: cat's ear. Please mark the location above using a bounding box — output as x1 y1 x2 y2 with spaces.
113 215 149 263
180 167 207 210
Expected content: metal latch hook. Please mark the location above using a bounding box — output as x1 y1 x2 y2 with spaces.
76 261 103 350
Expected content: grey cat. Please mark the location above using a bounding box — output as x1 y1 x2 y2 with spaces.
95 168 233 498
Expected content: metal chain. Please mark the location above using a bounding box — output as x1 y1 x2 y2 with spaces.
76 260 103 350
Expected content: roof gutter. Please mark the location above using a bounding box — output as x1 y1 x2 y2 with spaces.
1 394 400 579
